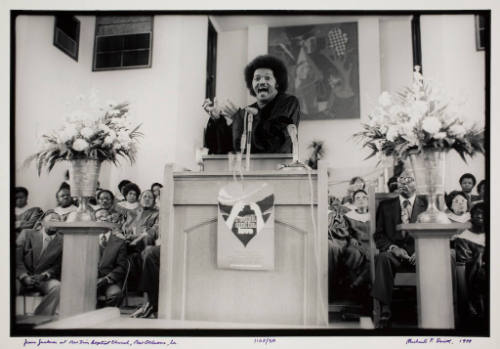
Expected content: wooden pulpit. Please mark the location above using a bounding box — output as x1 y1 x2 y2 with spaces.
49 221 115 319
157 157 329 326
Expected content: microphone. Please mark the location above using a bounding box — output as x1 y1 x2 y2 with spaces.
287 124 299 163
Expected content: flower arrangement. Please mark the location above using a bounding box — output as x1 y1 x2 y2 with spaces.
354 67 484 161
26 93 142 175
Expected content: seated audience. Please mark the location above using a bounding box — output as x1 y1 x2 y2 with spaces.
446 191 471 224
95 216 128 308
343 190 371 290
151 182 163 209
203 54 300 154
53 187 77 220
121 190 159 291
372 169 428 327
453 203 486 324
130 245 161 318
15 187 43 235
16 211 63 315
122 190 159 246
459 173 479 205
117 183 141 212
473 179 485 205
94 190 125 225
116 179 132 202
341 176 366 207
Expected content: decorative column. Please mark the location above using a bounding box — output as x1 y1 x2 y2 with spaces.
398 223 468 329
49 222 115 319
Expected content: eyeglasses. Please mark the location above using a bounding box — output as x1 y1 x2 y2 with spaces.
397 176 415 184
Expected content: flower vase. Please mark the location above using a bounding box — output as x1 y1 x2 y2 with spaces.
409 150 450 224
66 159 101 222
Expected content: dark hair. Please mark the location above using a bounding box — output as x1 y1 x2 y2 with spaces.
459 173 476 186
477 179 486 194
349 176 365 186
118 179 132 192
15 186 28 197
123 183 140 197
445 190 468 211
387 176 398 193
352 189 368 200
151 182 163 190
97 189 115 201
244 55 288 97
56 186 70 198
470 202 485 216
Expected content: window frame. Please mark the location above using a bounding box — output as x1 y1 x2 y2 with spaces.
92 17 154 72
53 15 80 61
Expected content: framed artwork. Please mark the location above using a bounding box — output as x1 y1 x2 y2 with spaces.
269 22 360 120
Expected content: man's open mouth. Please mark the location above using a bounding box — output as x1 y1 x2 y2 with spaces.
257 87 268 93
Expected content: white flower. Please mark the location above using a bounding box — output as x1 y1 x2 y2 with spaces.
413 101 428 116
58 124 78 143
378 92 392 108
103 135 114 145
386 126 399 142
112 141 122 150
80 127 95 139
117 131 130 143
448 124 466 138
98 123 111 134
433 132 447 140
72 138 89 152
421 116 442 135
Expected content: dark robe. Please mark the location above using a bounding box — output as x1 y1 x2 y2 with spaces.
204 93 300 154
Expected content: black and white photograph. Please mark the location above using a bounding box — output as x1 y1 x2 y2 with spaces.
3 0 499 348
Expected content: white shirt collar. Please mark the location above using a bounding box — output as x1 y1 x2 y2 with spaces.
399 194 416 208
100 231 111 241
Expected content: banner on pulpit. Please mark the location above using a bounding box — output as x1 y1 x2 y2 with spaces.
217 182 275 270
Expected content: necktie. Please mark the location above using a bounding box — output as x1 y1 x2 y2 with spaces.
401 200 411 237
100 234 108 248
41 236 52 255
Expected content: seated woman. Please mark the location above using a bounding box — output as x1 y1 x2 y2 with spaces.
453 203 486 325
122 190 159 246
117 183 141 213
343 189 371 290
15 187 43 235
93 189 125 225
120 190 159 293
341 176 366 208
446 191 471 224
203 54 300 154
53 186 77 220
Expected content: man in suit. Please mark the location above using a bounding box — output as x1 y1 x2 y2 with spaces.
16 211 63 316
96 226 128 307
372 169 427 324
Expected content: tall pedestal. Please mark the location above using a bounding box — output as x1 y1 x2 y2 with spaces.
48 222 115 319
398 223 468 329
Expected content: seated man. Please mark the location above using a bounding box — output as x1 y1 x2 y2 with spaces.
371 169 427 326
95 214 128 308
16 211 63 316
53 186 77 220
130 245 160 318
15 187 43 235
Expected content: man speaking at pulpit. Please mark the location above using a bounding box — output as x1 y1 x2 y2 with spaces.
203 55 301 154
